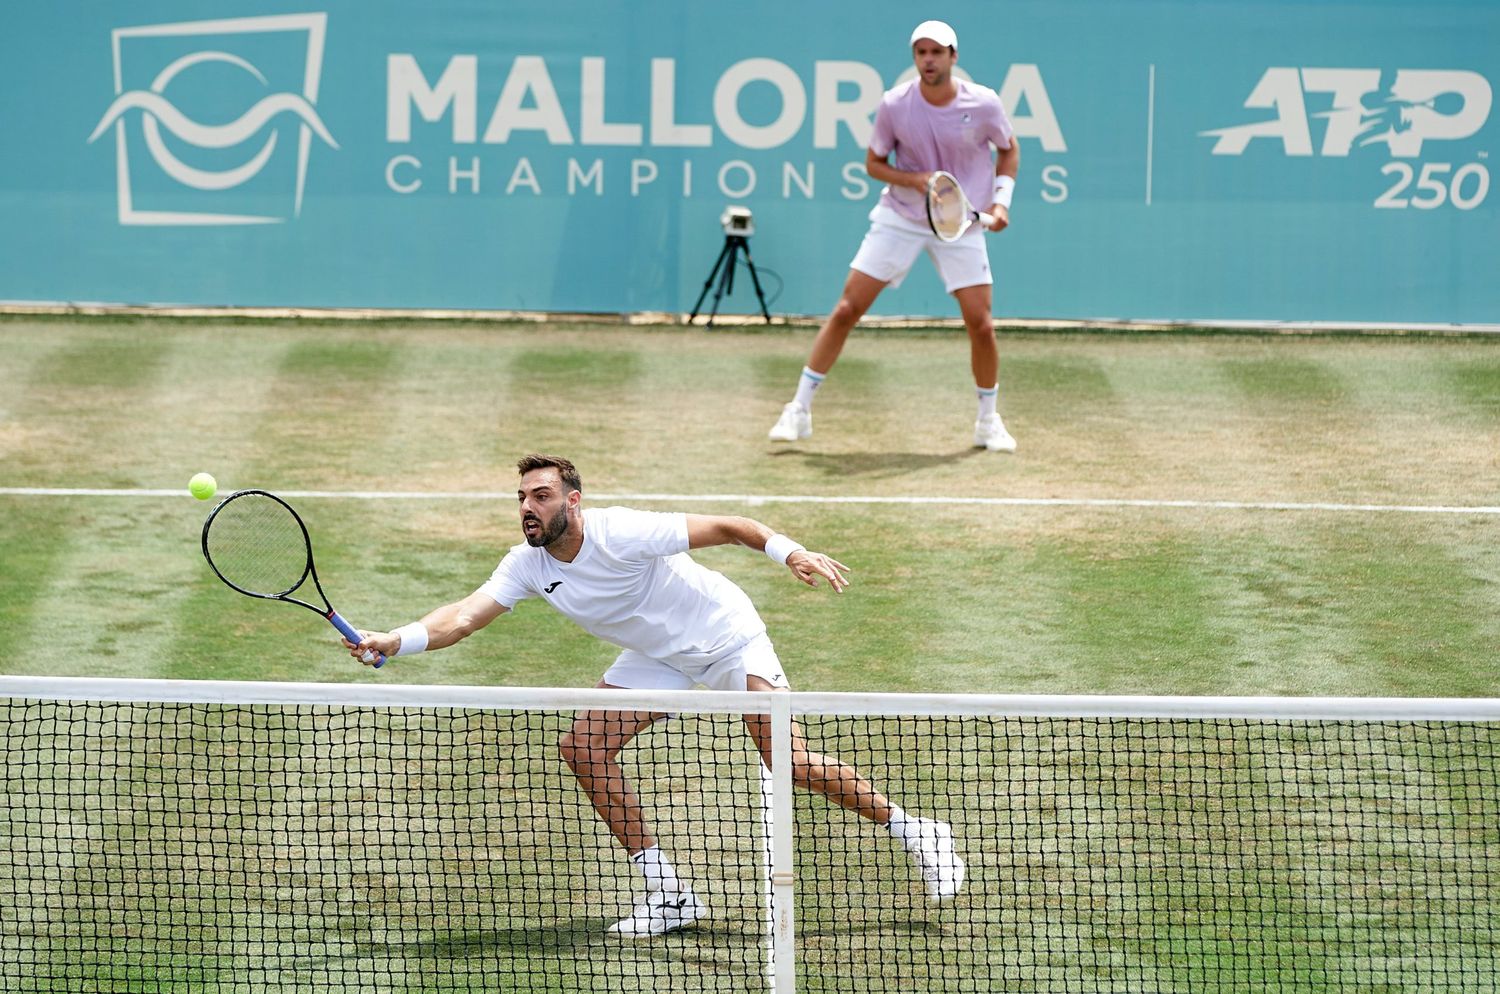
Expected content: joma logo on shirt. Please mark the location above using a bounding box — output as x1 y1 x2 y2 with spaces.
544 581 564 593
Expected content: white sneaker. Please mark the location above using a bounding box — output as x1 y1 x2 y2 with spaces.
904 818 965 903
768 402 812 442
974 413 1016 453
607 887 707 938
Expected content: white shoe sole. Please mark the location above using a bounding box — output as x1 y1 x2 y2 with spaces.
608 893 707 938
974 429 1016 453
769 405 811 441
927 851 965 902
911 821 965 902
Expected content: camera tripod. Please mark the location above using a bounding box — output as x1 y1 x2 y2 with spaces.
689 234 771 328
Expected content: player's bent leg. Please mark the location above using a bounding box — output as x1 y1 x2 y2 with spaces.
569 678 709 937
953 284 998 383
742 676 965 902
770 269 888 442
558 685 665 854
806 269 888 373
953 283 1015 453
742 678 892 823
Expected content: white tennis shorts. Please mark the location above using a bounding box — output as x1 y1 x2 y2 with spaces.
601 633 790 691
849 204 992 292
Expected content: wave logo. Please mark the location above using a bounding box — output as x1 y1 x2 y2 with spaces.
1201 68 1492 158
88 14 338 225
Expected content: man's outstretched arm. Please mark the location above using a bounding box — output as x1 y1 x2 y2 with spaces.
343 589 510 663
685 514 850 592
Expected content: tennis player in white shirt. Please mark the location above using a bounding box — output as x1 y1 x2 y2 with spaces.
345 454 964 937
769 19 1021 452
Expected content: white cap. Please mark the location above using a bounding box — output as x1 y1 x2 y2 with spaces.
910 19 958 51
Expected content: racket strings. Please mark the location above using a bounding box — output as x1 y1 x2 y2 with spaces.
205 495 313 598
927 176 968 239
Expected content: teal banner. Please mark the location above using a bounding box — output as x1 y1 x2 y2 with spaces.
2 1 1495 322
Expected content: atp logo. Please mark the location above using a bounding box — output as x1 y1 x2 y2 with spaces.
88 14 339 225
1201 67 1492 158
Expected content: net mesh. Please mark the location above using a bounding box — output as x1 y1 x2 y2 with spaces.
793 715 1500 993
926 174 968 240
203 494 311 597
3 692 1498 993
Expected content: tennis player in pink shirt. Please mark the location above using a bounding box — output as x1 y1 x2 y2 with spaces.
769 19 1021 452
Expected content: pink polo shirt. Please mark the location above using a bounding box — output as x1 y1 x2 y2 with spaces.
870 78 1014 231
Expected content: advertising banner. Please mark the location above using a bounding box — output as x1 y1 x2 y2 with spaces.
2 1 1494 322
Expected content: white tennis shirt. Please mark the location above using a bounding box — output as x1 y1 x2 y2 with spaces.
480 506 767 664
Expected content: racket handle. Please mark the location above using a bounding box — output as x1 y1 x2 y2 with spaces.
978 211 996 228
326 610 387 668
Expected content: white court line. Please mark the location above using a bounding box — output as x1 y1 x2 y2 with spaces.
1 487 1497 515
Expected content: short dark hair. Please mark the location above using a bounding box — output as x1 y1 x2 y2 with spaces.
517 453 582 494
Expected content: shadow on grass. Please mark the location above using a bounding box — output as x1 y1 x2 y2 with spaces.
768 448 985 478
286 915 939 969
390 921 612 956
797 917 944 940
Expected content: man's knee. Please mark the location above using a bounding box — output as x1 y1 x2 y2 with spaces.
829 295 866 329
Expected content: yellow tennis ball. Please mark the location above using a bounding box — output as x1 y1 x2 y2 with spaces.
188 472 217 501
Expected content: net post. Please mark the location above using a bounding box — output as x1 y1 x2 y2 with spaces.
770 692 796 994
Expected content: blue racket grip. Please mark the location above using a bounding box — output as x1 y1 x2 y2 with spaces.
327 611 387 668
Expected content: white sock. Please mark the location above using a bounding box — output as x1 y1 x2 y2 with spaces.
884 804 917 845
792 367 825 411
976 384 999 420
631 845 681 892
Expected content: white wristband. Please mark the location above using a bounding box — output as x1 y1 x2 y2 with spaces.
992 174 1015 209
764 534 805 566
393 622 429 656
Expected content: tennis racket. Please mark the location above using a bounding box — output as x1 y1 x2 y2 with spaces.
925 170 995 243
202 489 386 667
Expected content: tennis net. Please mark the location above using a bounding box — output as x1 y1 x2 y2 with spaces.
2 677 1497 992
